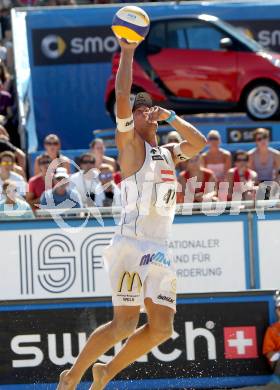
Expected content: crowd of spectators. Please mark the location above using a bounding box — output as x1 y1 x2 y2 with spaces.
0 124 279 220
1 0 280 219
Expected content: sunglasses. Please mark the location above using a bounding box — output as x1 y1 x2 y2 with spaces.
0 161 13 166
256 136 268 142
81 160 95 164
45 141 59 146
208 137 219 141
236 158 248 162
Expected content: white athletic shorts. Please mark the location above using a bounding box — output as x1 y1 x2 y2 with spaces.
103 234 177 312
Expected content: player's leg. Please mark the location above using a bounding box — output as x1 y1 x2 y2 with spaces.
90 298 174 390
56 305 140 390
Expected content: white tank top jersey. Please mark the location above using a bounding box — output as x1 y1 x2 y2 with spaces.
118 142 177 242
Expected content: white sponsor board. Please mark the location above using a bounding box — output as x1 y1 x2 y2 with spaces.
170 222 246 293
0 220 247 300
0 227 115 300
257 220 280 289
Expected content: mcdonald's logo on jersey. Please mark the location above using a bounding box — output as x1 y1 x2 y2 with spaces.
117 272 142 293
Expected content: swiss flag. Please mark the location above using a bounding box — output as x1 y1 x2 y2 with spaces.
224 326 258 359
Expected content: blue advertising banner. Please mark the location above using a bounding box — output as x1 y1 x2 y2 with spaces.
12 1 280 150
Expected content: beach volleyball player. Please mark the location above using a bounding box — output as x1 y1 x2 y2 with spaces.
56 8 206 390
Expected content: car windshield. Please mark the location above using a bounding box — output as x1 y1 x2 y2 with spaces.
215 18 264 52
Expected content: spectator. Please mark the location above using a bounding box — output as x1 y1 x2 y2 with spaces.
225 150 257 201
0 46 7 64
113 157 122 186
43 0 76 4
201 130 231 182
70 152 104 207
40 167 83 209
0 60 11 92
263 295 280 382
0 124 26 172
0 78 12 117
99 163 121 207
26 153 51 209
0 151 26 198
166 130 182 144
248 128 280 182
90 138 116 171
34 134 70 175
0 179 33 219
165 130 187 174
177 154 217 203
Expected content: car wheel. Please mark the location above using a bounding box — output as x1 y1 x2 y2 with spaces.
245 83 280 120
109 91 140 121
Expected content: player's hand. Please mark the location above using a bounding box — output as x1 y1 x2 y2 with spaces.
145 106 171 123
118 38 139 51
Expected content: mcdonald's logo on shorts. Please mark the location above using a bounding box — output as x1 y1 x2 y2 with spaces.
117 272 142 293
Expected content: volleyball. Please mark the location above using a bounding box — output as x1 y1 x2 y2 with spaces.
112 6 150 44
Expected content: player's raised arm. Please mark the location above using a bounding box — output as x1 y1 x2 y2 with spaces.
170 115 207 162
146 106 207 162
115 40 138 149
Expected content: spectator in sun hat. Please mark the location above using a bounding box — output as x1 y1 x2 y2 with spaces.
201 130 231 183
33 134 70 176
263 294 280 381
40 167 83 209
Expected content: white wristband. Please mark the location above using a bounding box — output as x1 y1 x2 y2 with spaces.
173 143 189 161
116 115 134 132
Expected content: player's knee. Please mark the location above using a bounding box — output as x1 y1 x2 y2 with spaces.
111 316 138 340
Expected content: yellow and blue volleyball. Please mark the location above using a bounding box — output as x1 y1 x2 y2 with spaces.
112 6 150 44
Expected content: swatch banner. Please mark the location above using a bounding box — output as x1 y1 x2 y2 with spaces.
0 296 273 388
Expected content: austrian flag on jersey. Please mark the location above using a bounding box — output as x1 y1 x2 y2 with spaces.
161 169 175 182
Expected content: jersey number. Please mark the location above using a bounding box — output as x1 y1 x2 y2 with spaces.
155 183 176 208
163 188 176 205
